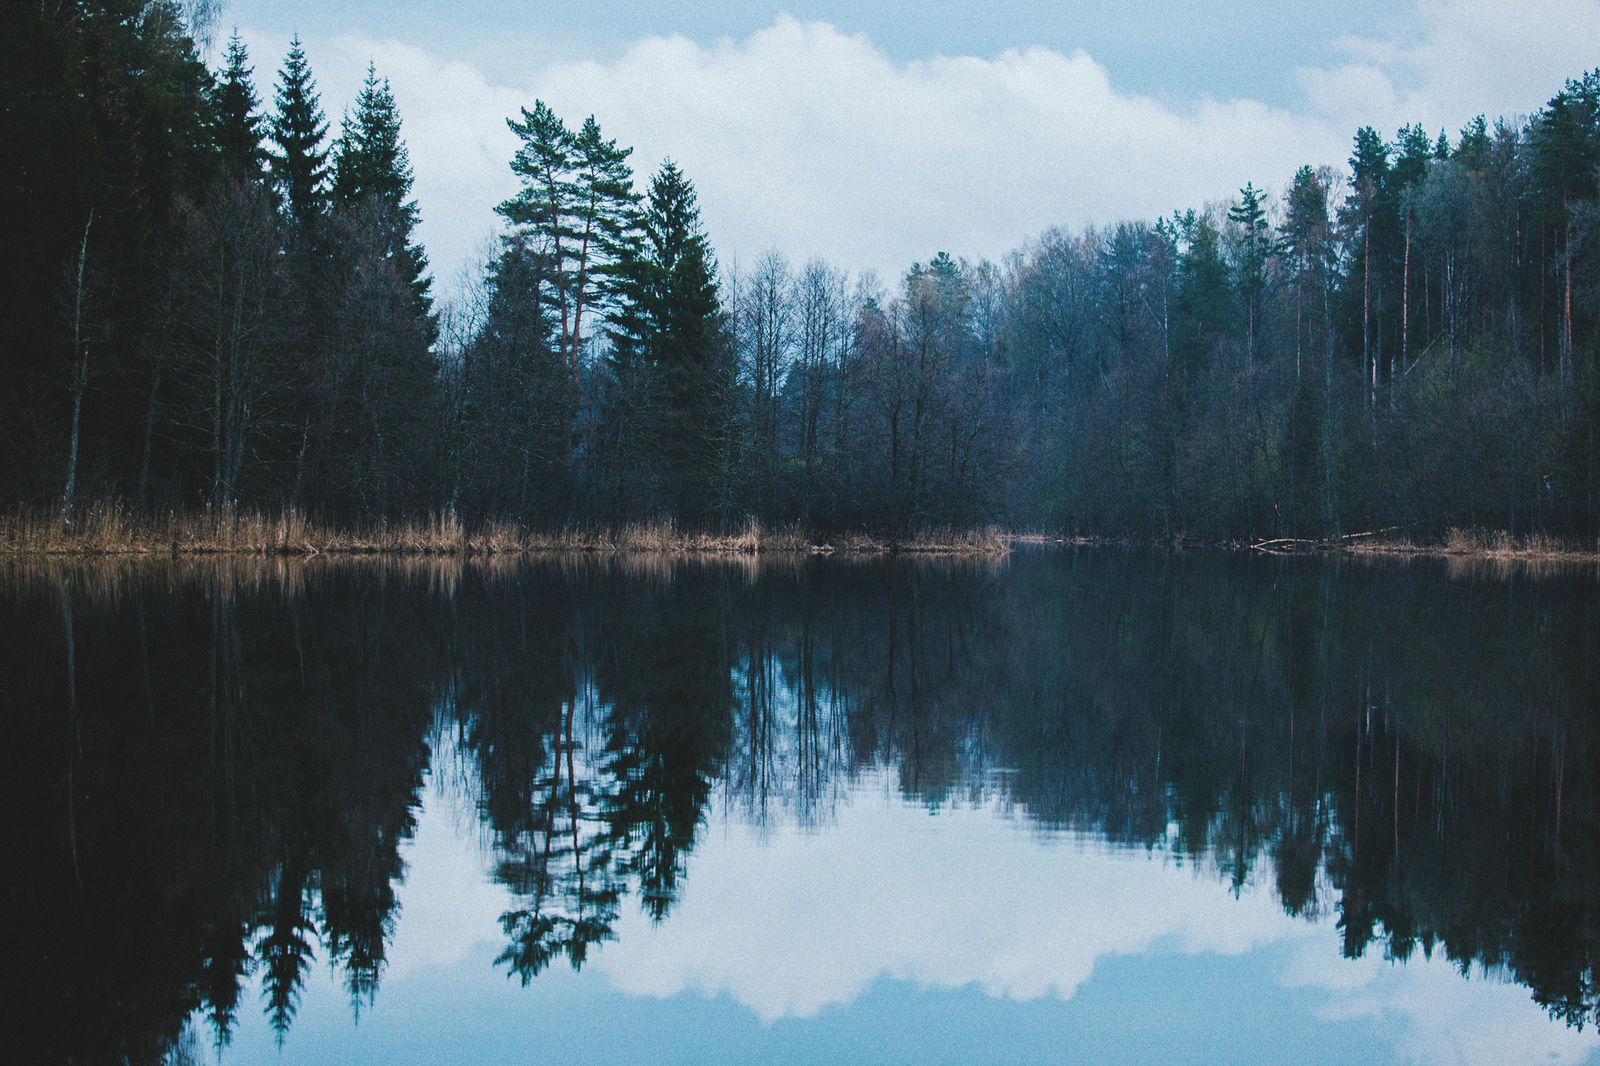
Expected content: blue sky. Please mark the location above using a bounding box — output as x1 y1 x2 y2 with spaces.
217 1 1599 300
222 0 1426 107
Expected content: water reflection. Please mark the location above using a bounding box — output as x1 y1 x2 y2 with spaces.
4 550 1598 1063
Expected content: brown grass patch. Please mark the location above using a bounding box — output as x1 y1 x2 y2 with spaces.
1 504 1012 558
1440 527 1595 559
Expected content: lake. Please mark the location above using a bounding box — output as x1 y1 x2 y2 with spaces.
6 548 1599 1065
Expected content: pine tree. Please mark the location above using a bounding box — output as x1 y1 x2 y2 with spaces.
1281 167 1331 381
1227 182 1276 365
1175 210 1232 370
268 36 329 235
1455 115 1491 167
332 64 435 342
498 102 638 383
1347 126 1394 402
613 161 727 522
212 32 264 178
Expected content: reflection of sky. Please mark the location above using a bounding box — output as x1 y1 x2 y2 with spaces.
222 757 1600 1066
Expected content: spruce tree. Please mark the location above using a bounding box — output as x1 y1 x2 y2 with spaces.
637 162 726 520
333 65 411 219
332 64 435 342
613 161 720 374
268 35 329 235
598 161 728 522
213 32 264 177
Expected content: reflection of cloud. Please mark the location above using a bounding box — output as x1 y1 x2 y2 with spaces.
1282 928 1600 1066
384 737 516 984
599 771 1302 1022
376 759 1598 1066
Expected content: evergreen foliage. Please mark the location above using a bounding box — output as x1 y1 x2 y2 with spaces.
268 35 329 236
332 64 435 342
3 11 1600 541
497 102 639 383
610 161 730 521
213 32 265 177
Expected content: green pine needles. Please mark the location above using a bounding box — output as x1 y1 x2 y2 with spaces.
498 103 640 383
268 35 328 235
334 64 434 340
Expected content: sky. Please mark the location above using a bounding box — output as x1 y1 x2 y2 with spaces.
216 0 1600 301
222 760 1600 1066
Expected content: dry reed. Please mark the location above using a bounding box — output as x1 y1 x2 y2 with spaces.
1 503 1012 558
1441 528 1596 559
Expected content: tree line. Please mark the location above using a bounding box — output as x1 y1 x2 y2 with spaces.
5 1 1599 539
3 2 437 524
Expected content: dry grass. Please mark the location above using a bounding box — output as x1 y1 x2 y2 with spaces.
1238 525 1600 563
0 504 1011 558
897 526 1011 554
1441 528 1597 558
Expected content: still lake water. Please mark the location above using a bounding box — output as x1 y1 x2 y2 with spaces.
7 548 1600 1064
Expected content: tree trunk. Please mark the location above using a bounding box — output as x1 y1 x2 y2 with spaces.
1363 223 1371 410
62 213 93 528
1400 216 1410 404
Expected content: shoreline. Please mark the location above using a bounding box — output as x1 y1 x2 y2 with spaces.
1014 530 1600 562
7 506 1597 563
0 505 1009 558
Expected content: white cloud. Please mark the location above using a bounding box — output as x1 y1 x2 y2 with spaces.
1298 0 1600 136
243 17 1341 298
242 1 1598 305
524 16 1337 283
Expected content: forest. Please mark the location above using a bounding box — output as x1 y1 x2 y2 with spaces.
4 0 1600 541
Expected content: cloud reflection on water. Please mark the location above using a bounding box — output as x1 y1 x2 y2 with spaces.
375 756 1600 1065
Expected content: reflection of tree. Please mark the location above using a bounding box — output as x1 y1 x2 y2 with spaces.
451 562 734 975
494 695 622 982
700 551 1600 1030
5 562 436 1063
11 549 1600 1060
258 860 316 1039
453 551 1600 1031
594 567 732 918
198 911 253 1045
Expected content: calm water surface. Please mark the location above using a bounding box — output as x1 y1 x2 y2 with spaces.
6 548 1600 1064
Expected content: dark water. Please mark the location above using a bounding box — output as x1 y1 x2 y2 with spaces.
6 549 1600 1065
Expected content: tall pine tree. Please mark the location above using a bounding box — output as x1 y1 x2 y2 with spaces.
498 103 638 383
268 36 329 236
212 32 264 178
610 160 728 523
332 64 435 342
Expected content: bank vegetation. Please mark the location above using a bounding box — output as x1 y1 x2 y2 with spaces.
0 503 1008 557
